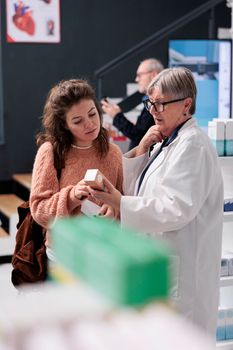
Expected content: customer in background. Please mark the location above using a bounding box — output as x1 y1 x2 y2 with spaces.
90 67 223 339
30 79 123 258
101 58 164 150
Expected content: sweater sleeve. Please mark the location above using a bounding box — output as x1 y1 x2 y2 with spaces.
29 142 79 228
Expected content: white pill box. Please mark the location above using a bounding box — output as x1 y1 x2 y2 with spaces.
84 169 105 190
208 120 225 140
208 120 225 156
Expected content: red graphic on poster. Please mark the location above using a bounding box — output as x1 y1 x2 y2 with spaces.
12 1 35 36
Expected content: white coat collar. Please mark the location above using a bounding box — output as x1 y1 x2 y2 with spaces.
151 117 197 156
137 117 197 195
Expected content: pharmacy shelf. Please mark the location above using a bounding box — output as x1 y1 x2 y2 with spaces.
218 157 233 167
220 276 233 287
224 212 233 223
218 158 233 350
219 156 233 161
217 339 233 349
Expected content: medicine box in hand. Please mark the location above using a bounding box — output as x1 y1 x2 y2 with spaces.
84 169 104 191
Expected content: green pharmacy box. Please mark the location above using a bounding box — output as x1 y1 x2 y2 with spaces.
51 216 170 306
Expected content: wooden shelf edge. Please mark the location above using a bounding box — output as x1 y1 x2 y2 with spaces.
12 173 32 191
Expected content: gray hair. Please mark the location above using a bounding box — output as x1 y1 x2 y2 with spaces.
142 58 164 74
147 67 197 115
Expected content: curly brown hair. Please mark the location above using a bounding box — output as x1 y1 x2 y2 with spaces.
36 79 109 171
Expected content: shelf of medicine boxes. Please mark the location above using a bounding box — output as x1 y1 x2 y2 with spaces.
220 155 233 223
217 159 233 349
220 212 233 287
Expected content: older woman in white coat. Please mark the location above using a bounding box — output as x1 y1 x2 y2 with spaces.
89 67 223 339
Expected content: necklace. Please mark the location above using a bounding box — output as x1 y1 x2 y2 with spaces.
71 144 93 150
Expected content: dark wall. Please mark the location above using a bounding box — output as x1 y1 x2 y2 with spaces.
0 0 230 180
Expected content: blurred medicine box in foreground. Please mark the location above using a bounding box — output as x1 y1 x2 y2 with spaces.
51 216 171 306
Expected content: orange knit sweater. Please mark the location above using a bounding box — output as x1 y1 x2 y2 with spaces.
29 141 123 229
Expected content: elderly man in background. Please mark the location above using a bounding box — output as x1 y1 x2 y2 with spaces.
101 58 164 150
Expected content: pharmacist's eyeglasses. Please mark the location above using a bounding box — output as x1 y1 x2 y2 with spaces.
143 97 188 113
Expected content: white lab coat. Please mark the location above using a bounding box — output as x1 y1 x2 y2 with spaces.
121 118 223 337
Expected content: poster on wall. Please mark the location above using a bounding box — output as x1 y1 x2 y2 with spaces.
6 0 60 43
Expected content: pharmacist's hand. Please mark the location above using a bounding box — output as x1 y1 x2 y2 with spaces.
101 100 121 118
89 178 121 212
99 204 117 220
73 180 90 202
136 125 164 156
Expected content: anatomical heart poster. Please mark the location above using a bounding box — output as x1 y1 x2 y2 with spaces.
6 0 60 43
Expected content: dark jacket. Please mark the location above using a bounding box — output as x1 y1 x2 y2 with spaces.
113 107 155 150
